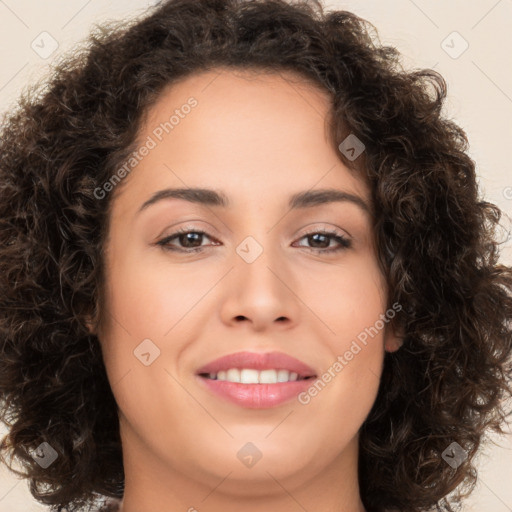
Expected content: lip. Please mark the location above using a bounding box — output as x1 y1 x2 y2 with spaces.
195 351 317 409
197 378 314 408
196 350 317 377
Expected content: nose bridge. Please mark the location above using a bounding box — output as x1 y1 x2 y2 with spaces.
234 232 285 297
220 230 298 329
229 201 279 269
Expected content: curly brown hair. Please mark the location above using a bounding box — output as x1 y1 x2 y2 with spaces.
1 1 511 511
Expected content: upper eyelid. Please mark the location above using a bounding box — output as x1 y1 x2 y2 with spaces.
159 224 350 238
157 226 351 247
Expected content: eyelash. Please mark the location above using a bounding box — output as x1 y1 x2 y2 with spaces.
155 227 352 254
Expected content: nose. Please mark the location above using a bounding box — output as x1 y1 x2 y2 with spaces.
219 243 301 332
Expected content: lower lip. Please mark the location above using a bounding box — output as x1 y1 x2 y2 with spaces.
197 376 315 408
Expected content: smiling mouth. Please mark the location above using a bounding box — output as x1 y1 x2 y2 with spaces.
198 368 315 384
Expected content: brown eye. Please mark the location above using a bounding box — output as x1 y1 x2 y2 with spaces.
293 230 351 253
156 229 217 252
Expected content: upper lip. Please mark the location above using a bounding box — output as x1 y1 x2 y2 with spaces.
196 351 317 378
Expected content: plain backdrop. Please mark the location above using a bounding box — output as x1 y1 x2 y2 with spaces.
0 1 511 511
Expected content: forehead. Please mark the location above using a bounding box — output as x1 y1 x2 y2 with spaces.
111 67 368 216
151 66 332 112
142 67 333 144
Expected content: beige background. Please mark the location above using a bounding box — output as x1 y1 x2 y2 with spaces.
0 0 511 511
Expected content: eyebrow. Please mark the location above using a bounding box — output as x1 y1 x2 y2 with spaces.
137 187 370 214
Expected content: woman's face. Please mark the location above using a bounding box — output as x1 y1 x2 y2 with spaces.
97 68 400 500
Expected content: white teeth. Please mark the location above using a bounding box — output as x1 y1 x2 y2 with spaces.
207 368 304 383
240 369 259 384
259 369 277 384
277 369 290 382
226 368 240 383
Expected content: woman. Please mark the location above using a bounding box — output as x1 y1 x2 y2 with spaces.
1 1 511 511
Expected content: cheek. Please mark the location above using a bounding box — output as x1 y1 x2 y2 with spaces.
98 244 219 395
102 244 207 340
97 252 194 433
307 252 387 345
299 252 387 408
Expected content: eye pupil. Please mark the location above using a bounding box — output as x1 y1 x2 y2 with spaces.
180 232 202 247
309 233 329 248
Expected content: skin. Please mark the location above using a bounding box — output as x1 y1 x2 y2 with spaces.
94 67 401 512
